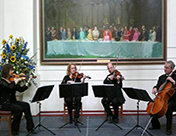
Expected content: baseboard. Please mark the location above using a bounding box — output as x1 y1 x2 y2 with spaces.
35 110 148 117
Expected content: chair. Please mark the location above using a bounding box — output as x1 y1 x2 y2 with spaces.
104 104 123 123
0 110 12 136
63 102 83 122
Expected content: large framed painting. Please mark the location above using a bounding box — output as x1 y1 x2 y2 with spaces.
40 0 167 65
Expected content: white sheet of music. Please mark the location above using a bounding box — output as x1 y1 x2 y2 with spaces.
92 84 114 86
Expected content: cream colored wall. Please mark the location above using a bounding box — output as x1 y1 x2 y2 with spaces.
0 0 176 115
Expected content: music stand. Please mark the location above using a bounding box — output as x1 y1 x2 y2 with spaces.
92 84 123 131
122 87 153 136
59 83 88 132
26 85 55 136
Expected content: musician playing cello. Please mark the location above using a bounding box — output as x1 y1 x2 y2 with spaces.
102 62 125 123
150 60 176 135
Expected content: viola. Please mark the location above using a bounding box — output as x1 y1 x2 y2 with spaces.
113 70 125 80
10 73 37 81
146 70 176 118
72 72 91 79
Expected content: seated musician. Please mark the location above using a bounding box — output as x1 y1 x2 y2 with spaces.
149 60 176 135
102 62 125 123
61 63 86 125
0 64 37 135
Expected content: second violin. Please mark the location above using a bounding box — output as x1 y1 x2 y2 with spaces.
72 72 91 79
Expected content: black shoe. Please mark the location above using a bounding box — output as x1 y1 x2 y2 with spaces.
12 131 19 136
69 119 73 124
112 115 119 123
148 126 160 130
74 118 78 126
113 118 119 123
107 116 112 123
28 130 37 134
166 129 172 135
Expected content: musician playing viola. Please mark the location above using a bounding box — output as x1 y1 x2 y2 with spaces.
0 64 37 135
102 62 125 123
61 63 86 125
150 60 176 135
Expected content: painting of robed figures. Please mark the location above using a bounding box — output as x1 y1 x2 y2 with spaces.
40 0 166 64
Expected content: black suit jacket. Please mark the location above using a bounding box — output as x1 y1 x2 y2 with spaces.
103 72 125 105
154 73 176 102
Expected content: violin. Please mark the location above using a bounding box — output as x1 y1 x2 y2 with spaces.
113 70 125 80
72 72 91 79
10 73 37 81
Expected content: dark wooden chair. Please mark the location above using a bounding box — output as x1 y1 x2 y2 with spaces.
104 104 123 123
63 102 83 122
0 110 12 136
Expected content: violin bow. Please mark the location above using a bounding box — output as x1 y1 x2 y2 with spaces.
113 50 121 76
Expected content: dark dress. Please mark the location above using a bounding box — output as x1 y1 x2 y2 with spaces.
102 72 125 119
151 73 176 130
61 75 82 120
0 78 34 133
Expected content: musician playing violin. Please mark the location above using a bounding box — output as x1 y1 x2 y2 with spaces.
61 63 87 125
0 64 37 135
150 60 176 135
102 62 125 123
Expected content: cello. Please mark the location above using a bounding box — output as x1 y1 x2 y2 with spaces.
146 70 176 118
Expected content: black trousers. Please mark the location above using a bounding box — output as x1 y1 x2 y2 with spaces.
64 97 81 119
2 101 34 132
151 100 176 130
101 97 119 118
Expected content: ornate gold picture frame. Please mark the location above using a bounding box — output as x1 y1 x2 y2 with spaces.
40 0 167 65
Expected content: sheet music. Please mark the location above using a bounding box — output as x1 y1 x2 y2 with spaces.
123 86 141 90
69 82 82 84
92 84 114 86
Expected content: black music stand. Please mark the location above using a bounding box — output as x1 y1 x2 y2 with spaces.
26 85 55 136
59 83 88 132
122 87 153 136
92 84 123 131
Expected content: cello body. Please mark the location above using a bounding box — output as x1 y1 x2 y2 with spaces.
146 82 175 118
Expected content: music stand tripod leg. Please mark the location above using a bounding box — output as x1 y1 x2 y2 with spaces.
59 119 83 133
26 102 55 136
96 100 123 131
111 121 123 130
96 119 108 131
59 99 84 132
124 100 143 136
141 116 153 136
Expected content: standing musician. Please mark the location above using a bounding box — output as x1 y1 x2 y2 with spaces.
150 60 176 135
0 64 37 135
102 62 125 123
61 63 86 125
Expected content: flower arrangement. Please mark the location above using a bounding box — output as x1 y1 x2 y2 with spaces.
0 35 36 83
